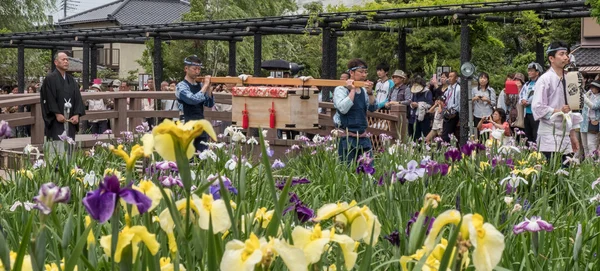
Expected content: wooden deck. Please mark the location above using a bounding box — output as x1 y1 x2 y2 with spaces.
0 134 112 151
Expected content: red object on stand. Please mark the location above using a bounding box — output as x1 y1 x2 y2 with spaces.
269 101 276 128
242 103 249 129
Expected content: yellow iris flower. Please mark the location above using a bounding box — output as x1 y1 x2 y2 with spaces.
423 210 505 271
85 215 95 249
45 259 75 271
400 238 451 271
292 224 332 264
158 194 203 253
254 207 274 229
313 201 381 246
461 214 505 271
159 257 186 271
125 180 162 216
99 225 160 263
1 251 32 271
198 193 231 234
110 144 145 171
220 233 263 271
424 210 461 252
19 169 34 180
221 233 308 271
142 119 216 161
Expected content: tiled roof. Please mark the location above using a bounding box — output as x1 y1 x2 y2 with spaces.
67 57 107 73
572 47 600 67
58 0 190 26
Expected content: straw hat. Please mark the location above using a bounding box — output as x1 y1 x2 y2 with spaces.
391 70 407 79
90 84 102 91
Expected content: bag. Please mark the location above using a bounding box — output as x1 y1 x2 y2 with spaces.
443 86 458 120
443 108 457 120
512 103 525 128
589 120 600 134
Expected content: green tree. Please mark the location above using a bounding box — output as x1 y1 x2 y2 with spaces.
0 0 54 31
138 0 300 80
0 0 57 85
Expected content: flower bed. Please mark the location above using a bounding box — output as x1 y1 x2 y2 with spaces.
1 120 599 271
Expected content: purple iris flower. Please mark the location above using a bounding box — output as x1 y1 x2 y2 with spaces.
272 159 285 169
461 142 486 156
596 205 600 216
356 163 375 175
155 161 178 172
283 192 314 223
275 178 310 190
357 153 374 166
405 212 435 236
159 175 183 188
384 230 400 247
83 175 152 224
396 160 425 182
207 174 238 200
33 183 70 215
444 148 462 162
513 216 554 234
0 120 11 139
420 161 449 176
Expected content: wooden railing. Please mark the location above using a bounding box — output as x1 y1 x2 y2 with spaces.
0 92 407 149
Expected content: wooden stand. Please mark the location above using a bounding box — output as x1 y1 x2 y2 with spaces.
230 86 319 129
194 76 361 130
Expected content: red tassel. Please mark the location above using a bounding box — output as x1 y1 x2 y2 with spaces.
269 101 276 129
242 103 249 129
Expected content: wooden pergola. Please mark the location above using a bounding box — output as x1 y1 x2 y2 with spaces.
0 0 591 145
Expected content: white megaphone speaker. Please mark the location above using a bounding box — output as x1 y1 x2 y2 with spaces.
460 62 476 78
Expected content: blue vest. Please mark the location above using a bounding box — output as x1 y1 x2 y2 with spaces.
339 89 368 134
178 80 205 121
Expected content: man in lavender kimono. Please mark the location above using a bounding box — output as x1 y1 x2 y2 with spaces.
532 41 582 161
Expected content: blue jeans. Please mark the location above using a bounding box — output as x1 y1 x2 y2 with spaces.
338 137 372 164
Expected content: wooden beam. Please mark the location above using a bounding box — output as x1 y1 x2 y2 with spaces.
195 76 366 87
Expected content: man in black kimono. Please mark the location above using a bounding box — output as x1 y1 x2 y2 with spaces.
40 51 86 157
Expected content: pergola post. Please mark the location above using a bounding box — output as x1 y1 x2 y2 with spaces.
321 27 332 101
398 28 407 71
153 36 163 92
51 47 57 72
82 42 90 90
329 29 338 80
228 40 237 76
17 44 25 93
536 39 545 66
459 19 472 147
253 33 262 77
90 44 98 82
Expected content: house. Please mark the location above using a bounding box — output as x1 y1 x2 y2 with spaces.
57 0 191 79
572 17 600 76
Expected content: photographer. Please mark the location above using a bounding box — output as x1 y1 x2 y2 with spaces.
425 95 446 143
472 72 496 136
441 71 461 143
477 108 511 138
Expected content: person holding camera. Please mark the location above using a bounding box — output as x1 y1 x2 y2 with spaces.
441 71 461 143
425 95 446 143
472 72 496 138
477 108 511 138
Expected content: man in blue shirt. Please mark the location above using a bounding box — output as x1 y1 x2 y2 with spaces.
333 58 377 163
175 55 215 153
519 62 543 143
